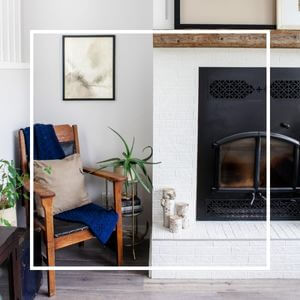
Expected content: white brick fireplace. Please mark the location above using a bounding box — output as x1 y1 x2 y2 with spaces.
150 47 300 279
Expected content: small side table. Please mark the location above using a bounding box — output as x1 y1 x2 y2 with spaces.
0 227 26 300
122 181 149 260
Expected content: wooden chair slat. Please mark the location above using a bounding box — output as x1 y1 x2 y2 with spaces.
54 124 75 143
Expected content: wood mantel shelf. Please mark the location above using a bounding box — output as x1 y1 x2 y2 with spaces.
271 30 300 48
153 31 300 49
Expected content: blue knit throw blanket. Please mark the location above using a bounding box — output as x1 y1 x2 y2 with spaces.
55 203 118 244
23 124 118 244
23 124 65 160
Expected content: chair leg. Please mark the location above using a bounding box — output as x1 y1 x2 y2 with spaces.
116 220 123 266
114 181 123 266
47 270 56 297
41 196 56 297
46 236 56 297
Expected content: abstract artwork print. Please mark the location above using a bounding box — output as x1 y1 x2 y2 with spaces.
63 35 115 100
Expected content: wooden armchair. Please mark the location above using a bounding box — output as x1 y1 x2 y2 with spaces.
18 124 126 297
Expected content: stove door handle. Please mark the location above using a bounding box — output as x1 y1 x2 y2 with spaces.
280 122 291 129
250 192 256 206
258 192 266 201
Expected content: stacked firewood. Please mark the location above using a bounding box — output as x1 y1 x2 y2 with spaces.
161 188 189 233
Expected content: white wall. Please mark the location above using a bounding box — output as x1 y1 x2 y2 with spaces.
271 49 300 66
0 68 29 226
34 33 153 223
0 0 153 228
0 0 29 162
22 0 153 62
0 69 29 161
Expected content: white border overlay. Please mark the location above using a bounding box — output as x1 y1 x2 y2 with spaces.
30 30 271 271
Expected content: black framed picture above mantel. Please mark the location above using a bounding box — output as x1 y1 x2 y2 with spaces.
174 0 277 30
63 35 116 101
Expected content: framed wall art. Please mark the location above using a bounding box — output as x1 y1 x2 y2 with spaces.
175 0 276 29
277 0 300 29
63 35 115 101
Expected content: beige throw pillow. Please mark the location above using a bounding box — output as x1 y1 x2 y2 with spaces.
34 154 90 217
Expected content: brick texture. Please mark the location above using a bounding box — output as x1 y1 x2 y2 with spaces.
152 48 300 279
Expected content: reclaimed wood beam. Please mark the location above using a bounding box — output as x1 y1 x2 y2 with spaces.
271 30 300 48
153 31 300 49
153 33 266 48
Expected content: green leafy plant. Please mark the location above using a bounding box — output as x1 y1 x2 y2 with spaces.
43 165 52 175
97 127 161 193
0 160 28 226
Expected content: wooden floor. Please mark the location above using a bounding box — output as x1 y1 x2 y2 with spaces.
36 239 300 299
0 272 9 299
54 238 149 266
36 272 300 300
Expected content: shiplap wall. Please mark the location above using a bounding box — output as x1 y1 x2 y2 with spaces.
0 0 22 66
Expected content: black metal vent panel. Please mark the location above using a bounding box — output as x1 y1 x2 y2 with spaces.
209 80 254 99
205 198 300 220
271 80 300 99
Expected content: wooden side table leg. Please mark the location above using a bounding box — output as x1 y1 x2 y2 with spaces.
131 184 136 260
114 181 123 266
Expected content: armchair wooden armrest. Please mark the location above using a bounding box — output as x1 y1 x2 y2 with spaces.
83 167 127 182
23 180 55 229
23 179 55 232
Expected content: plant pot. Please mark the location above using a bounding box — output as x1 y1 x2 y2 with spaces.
0 206 17 226
114 166 136 182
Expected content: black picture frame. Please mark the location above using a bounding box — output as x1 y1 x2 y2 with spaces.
63 35 116 101
174 0 276 30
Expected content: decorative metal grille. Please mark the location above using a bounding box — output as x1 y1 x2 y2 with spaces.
271 80 300 99
206 198 300 220
209 80 254 99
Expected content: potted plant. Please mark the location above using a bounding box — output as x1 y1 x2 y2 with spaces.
0 160 27 226
97 127 161 194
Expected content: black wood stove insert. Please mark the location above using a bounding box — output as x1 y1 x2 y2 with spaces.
197 67 300 221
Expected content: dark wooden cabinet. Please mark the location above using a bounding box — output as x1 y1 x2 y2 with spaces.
0 227 26 300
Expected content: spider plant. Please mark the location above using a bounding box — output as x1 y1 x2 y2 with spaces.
0 160 28 226
97 127 161 193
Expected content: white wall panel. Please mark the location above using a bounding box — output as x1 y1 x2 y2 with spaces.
153 0 174 29
0 0 22 66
